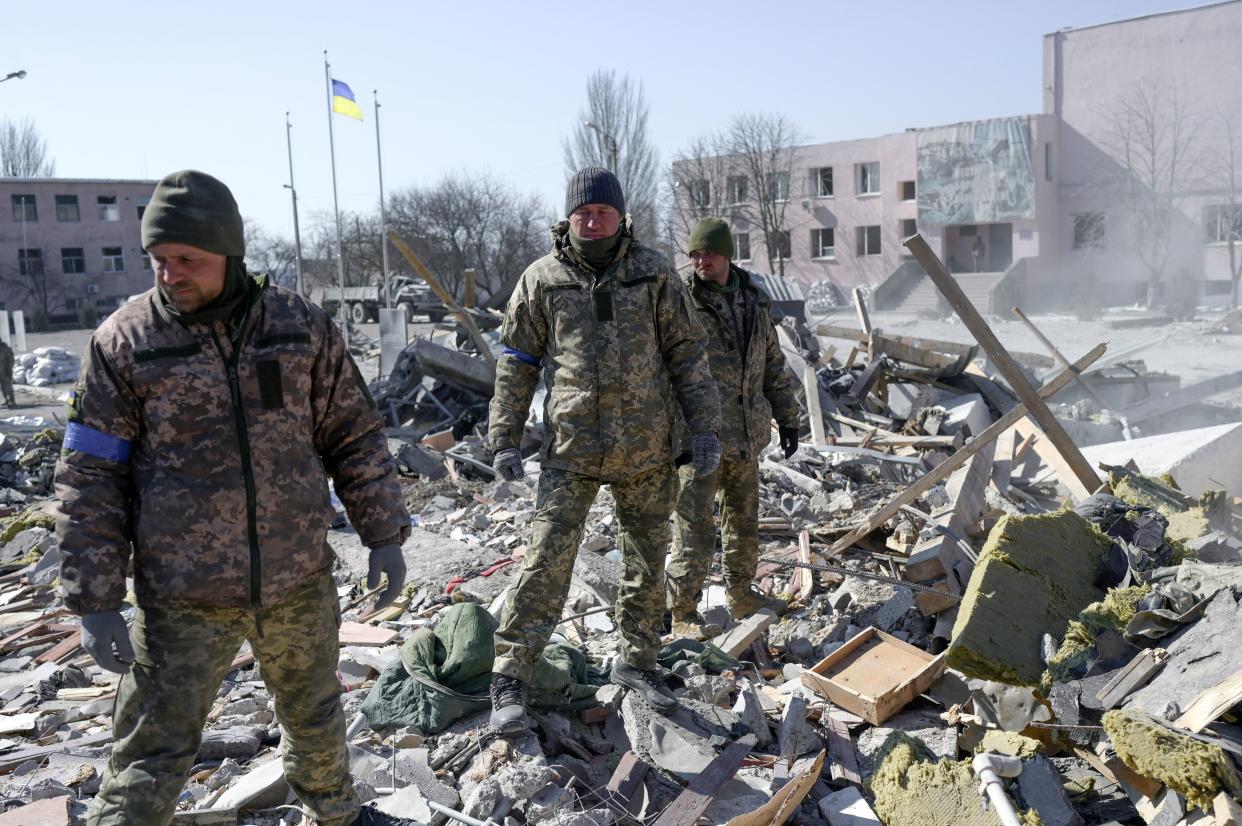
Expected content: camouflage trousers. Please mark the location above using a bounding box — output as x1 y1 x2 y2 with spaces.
0 372 12 405
494 463 676 681
666 457 760 618
88 572 358 826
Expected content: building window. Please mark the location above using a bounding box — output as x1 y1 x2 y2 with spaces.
61 247 85 274
856 162 880 196
959 224 978 236
769 229 791 260
732 232 751 262
136 196 150 221
11 194 36 222
812 167 833 198
687 179 710 210
1045 142 1053 182
1072 212 1105 249
55 195 80 222
97 195 120 222
900 218 917 238
103 246 125 272
766 172 790 202
857 225 881 256
900 181 916 201
726 176 747 205
1204 204 1242 244
141 250 153 270
17 248 42 276
811 228 835 259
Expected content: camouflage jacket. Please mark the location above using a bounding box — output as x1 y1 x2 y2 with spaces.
488 220 721 482
54 278 410 614
680 266 800 461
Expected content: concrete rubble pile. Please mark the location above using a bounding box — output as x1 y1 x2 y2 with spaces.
1 304 1242 826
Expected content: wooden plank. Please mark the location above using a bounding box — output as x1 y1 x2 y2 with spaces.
804 364 827 447
35 629 80 664
825 344 1106 557
905 234 1101 494
796 530 814 603
822 716 862 787
1175 670 1242 734
650 735 758 826
602 751 648 816
1010 416 1093 501
1122 369 1242 424
1098 648 1168 711
0 729 112 775
338 622 399 646
815 323 1055 368
724 750 824 826
852 288 872 338
709 611 777 659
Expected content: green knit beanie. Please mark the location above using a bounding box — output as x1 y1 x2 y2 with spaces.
688 217 733 259
141 170 245 256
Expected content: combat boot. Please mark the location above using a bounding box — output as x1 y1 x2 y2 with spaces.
490 673 530 734
670 611 722 641
611 658 678 713
726 587 788 619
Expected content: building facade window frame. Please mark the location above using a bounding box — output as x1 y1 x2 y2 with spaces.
102 246 125 272
726 175 747 205
811 167 833 198
55 195 80 222
1204 204 1242 245
856 162 881 197
856 225 882 256
11 194 36 222
1072 212 1106 250
769 229 791 261
18 248 43 276
900 180 916 201
97 195 120 222
732 232 751 262
766 171 790 203
61 247 85 274
811 227 835 259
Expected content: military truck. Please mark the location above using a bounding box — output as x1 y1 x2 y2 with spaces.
314 277 446 324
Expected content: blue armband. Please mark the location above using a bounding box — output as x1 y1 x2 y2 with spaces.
64 422 133 463
501 346 540 367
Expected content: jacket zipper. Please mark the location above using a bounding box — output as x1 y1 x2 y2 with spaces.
211 327 262 607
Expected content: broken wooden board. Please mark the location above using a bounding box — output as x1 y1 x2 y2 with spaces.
0 730 111 775
725 750 824 826
822 716 863 788
815 323 1055 369
1008 417 1094 501
338 622 399 646
601 751 648 817
1098 648 1168 711
650 734 758 826
710 611 777 659
801 628 946 725
1174 670 1242 734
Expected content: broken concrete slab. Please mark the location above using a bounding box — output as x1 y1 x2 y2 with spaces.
1017 754 1083 826
947 510 1112 686
818 786 881 826
0 794 70 826
209 755 287 811
1078 422 1242 498
777 695 821 758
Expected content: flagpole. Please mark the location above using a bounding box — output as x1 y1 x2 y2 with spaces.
323 50 348 336
284 112 305 297
374 90 391 309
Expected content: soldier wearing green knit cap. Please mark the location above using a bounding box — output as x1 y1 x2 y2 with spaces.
666 217 802 639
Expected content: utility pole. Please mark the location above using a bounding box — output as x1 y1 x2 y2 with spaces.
283 112 304 296
584 120 618 173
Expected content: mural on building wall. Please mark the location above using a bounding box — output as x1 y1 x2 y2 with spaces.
916 117 1036 226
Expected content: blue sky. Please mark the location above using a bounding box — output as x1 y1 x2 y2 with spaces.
1 0 1197 239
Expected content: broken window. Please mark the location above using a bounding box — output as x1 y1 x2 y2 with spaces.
812 167 833 198
766 172 790 202
857 225 881 256
1072 212 1105 249
103 246 124 272
811 228 835 259
732 232 751 262
901 218 917 238
856 162 880 196
55 195 79 222
900 180 916 201
97 195 120 222
1204 204 1242 244
726 175 747 205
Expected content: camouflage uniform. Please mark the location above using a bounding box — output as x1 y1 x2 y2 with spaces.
0 340 14 406
667 265 800 617
488 220 720 680
54 278 410 826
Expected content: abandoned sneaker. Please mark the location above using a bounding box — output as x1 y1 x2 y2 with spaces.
670 612 722 641
611 658 678 713
489 672 530 734
726 588 788 619
350 804 420 825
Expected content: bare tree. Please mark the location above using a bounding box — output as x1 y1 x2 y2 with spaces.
1098 82 1202 308
669 113 804 275
1206 114 1242 308
0 118 55 177
243 219 298 289
0 244 62 322
563 70 660 234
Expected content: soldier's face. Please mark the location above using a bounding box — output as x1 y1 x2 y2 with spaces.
149 243 228 313
691 249 730 284
569 204 621 240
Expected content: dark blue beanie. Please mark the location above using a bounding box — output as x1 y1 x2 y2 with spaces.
564 167 625 218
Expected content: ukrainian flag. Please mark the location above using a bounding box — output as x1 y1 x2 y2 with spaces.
331 79 364 121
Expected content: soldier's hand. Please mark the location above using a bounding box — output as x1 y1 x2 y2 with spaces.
779 426 800 459
80 610 134 674
367 544 407 609
492 447 524 482
691 432 721 478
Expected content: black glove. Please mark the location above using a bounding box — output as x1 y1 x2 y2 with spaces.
367 544 407 608
779 426 800 459
691 432 721 478
81 610 134 674
492 447 523 482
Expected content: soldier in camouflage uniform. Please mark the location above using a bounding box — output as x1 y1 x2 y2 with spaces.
0 339 14 407
487 168 722 732
53 171 413 826
667 218 802 639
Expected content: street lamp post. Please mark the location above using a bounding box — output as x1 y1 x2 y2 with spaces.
0 70 27 84
283 113 305 296
583 121 618 173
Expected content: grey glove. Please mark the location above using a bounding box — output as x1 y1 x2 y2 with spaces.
492 447 523 482
691 432 721 478
368 544 407 608
81 610 134 674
